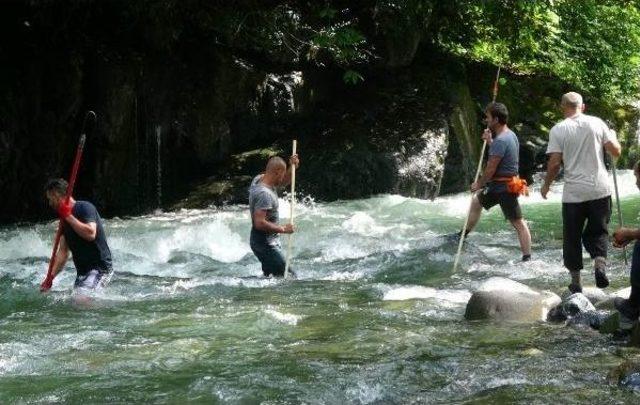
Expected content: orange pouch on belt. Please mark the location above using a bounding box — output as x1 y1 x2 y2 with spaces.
493 176 529 196
506 176 529 196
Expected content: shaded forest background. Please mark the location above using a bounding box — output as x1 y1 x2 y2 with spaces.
1 0 639 223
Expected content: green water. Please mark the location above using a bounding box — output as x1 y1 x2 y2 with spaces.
1 173 640 403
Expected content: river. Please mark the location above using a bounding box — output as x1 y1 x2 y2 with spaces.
1 172 639 403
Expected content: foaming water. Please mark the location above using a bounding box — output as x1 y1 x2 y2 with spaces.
0 228 50 260
1 170 639 403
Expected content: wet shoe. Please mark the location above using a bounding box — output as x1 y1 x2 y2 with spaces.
444 230 469 243
568 283 583 294
594 257 609 289
595 268 609 288
522 254 531 262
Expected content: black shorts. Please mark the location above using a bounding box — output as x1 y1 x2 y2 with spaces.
477 189 522 220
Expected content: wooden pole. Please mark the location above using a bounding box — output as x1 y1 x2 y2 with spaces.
611 158 628 265
284 140 297 279
453 68 500 272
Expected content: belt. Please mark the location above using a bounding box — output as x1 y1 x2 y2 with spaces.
491 175 519 182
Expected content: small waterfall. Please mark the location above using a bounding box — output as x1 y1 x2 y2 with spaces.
253 71 303 115
156 125 162 210
395 123 449 199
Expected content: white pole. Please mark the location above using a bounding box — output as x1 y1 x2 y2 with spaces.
284 140 297 279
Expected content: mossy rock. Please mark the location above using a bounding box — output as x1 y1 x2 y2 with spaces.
600 312 622 335
170 175 253 209
229 147 282 175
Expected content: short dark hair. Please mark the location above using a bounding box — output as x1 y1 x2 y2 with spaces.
45 178 68 195
485 102 509 124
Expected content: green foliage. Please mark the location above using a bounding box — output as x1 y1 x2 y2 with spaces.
31 1 639 96
343 70 364 85
433 0 640 102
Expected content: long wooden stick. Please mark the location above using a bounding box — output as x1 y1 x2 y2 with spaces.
284 140 297 279
611 158 628 265
453 68 500 272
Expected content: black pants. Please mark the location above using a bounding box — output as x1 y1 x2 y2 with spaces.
562 196 611 271
250 241 293 277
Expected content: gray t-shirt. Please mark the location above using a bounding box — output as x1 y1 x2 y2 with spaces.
249 175 280 246
487 129 519 193
547 113 616 203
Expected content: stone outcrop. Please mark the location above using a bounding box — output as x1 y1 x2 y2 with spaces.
464 277 561 322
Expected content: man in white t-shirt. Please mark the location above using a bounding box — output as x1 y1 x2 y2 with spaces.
541 92 621 293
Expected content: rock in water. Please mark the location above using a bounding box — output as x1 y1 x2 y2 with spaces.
596 287 632 310
561 287 609 307
464 277 561 322
548 293 595 321
599 312 640 345
609 357 640 390
599 312 621 335
548 292 611 329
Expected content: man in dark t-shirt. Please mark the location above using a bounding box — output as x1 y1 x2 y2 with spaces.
41 178 113 291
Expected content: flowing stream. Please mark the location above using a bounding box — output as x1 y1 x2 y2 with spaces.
1 172 640 403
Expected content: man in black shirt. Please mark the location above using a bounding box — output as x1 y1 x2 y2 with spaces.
42 178 113 291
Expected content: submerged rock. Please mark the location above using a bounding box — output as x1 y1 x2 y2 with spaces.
609 357 640 390
599 312 640 347
521 348 544 356
600 312 621 335
464 277 561 322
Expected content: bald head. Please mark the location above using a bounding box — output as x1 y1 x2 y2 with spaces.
266 156 286 173
561 92 583 109
261 156 288 187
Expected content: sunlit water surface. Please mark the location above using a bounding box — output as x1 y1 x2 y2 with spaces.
2 172 640 403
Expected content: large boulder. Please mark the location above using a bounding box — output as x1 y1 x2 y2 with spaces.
464 277 561 322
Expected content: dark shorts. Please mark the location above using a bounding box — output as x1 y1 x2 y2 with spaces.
477 189 522 220
74 268 113 290
250 242 294 278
